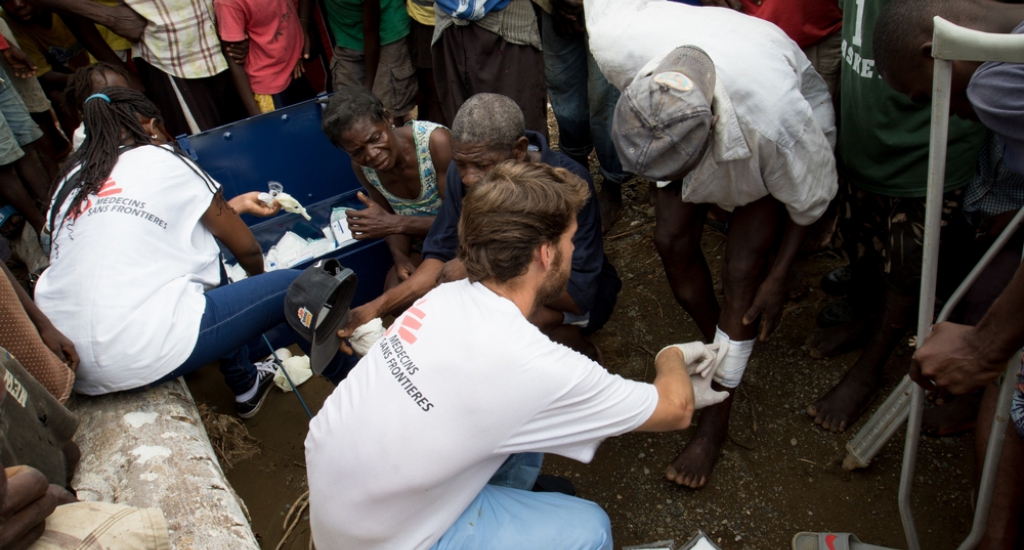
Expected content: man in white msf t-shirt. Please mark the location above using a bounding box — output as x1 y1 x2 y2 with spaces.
306 160 723 549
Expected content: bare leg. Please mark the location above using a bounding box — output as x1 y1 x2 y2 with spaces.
666 196 782 488
14 143 54 206
807 286 914 432
549 325 599 362
806 260 882 358
976 383 1024 550
921 391 981 436
529 306 600 362
653 182 718 341
29 111 69 179
383 253 423 291
0 165 45 234
598 180 622 235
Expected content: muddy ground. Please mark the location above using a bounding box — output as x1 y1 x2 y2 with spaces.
187 174 978 549
184 117 978 548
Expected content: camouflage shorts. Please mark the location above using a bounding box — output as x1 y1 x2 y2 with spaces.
834 180 965 295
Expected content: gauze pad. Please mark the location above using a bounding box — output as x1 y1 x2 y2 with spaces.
712 326 754 388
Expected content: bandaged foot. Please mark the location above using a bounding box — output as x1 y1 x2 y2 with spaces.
656 341 730 409
711 326 755 388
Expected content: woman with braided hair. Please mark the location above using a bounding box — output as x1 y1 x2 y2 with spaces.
32 87 355 417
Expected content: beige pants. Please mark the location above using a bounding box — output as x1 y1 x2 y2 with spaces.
803 30 842 101
29 501 170 550
331 37 418 117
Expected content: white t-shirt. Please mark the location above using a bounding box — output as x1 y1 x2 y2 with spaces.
305 280 658 550
585 0 838 226
35 145 222 395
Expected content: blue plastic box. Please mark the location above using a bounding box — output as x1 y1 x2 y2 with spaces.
177 95 391 349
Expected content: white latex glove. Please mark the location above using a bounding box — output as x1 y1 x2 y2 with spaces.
656 341 731 409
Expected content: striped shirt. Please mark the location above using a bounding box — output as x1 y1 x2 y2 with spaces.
125 0 228 79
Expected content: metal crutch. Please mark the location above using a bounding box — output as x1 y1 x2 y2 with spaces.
897 17 1024 550
844 203 1024 470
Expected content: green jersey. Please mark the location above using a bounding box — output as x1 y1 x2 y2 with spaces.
836 0 983 197
326 0 411 51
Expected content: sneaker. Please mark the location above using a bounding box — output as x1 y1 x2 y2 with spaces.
236 361 277 419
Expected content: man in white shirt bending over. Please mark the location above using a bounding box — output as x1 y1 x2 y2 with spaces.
305 160 724 549
586 0 838 488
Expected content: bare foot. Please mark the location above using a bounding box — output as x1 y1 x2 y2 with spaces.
665 436 722 488
805 320 868 359
665 397 732 488
807 369 878 432
786 269 809 301
922 392 981 437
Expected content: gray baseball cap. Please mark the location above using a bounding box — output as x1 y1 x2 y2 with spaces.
612 46 716 181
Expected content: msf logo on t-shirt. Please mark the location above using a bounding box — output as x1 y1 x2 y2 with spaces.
386 299 427 345
70 179 122 221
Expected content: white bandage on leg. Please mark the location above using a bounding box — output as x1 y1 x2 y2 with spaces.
712 326 755 388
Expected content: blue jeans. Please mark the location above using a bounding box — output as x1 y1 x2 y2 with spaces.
151 269 358 395
541 12 628 186
432 453 613 550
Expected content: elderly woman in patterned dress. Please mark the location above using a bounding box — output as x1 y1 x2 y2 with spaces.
322 86 452 290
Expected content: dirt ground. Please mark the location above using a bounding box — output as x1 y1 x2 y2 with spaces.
187 174 979 549
183 117 978 548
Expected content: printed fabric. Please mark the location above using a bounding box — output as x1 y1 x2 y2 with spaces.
434 0 511 20
123 0 228 79
962 131 1024 228
361 120 446 217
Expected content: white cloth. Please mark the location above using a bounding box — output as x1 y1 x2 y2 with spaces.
72 123 85 152
35 145 221 395
274 355 313 391
349 318 385 356
305 280 658 550
585 0 837 226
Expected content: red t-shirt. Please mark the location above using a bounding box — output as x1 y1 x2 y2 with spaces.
739 0 842 49
214 0 303 95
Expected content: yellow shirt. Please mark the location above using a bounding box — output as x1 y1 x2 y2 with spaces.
0 11 90 76
406 0 434 26
94 0 132 54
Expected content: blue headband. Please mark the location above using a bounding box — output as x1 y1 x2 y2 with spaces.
86 93 111 104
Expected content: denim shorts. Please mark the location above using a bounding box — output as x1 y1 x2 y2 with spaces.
0 66 43 165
